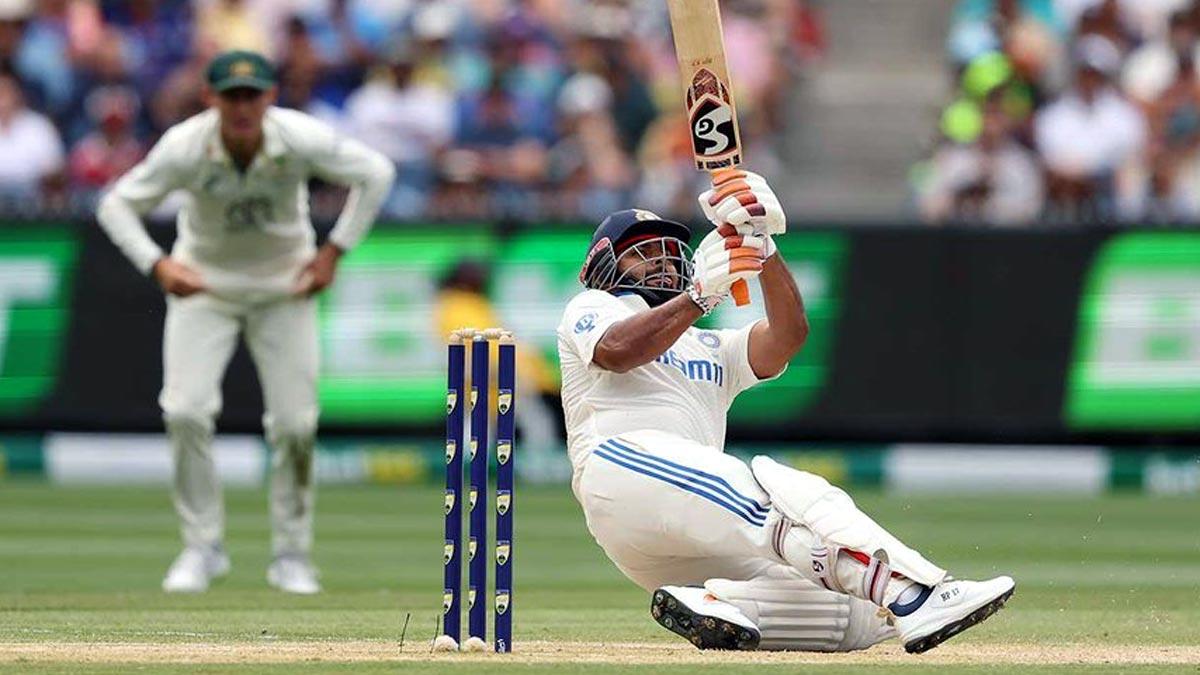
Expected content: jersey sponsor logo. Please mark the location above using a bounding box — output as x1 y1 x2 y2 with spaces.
574 312 597 334
224 195 275 231
654 348 724 386
697 331 721 349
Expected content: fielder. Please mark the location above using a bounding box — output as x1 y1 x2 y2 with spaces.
558 170 1014 652
97 51 394 594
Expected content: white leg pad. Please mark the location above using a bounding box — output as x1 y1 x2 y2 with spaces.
751 456 946 587
705 569 896 652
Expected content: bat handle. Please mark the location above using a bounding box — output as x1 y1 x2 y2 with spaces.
731 279 751 306
709 169 752 307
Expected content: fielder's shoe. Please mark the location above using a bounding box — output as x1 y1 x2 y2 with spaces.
891 576 1015 654
651 586 761 650
267 555 321 594
162 546 230 593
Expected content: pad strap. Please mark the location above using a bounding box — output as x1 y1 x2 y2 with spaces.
861 554 891 606
811 544 893 606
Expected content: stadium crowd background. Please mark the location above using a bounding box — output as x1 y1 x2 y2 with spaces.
916 0 1200 225
0 0 822 222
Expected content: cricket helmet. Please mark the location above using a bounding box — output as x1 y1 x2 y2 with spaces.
579 209 694 307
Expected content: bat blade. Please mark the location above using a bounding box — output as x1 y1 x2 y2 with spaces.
667 0 750 305
666 0 743 171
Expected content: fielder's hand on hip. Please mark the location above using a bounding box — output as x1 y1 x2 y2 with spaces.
293 243 344 297
153 257 208 297
686 225 767 314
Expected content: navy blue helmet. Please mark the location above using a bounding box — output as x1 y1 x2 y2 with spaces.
579 209 693 307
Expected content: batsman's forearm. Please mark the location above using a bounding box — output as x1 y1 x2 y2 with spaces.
760 252 809 351
593 294 703 373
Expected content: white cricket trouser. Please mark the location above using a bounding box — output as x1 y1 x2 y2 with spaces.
576 429 796 589
160 292 318 557
576 429 935 653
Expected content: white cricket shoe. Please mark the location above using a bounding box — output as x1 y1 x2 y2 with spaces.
892 576 1015 653
162 546 230 593
651 586 761 650
267 555 321 594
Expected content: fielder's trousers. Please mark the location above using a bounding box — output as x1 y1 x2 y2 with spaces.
159 292 319 558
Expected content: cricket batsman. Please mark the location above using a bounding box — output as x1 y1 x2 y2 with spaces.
558 169 1015 652
96 51 395 594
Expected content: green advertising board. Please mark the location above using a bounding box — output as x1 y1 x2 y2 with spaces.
319 227 848 424
0 227 79 416
1067 232 1200 429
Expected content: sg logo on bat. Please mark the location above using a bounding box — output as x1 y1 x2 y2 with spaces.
686 68 741 170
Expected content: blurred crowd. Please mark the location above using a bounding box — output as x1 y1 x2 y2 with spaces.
916 0 1200 226
0 0 823 222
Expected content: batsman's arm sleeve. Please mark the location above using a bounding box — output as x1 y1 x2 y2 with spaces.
306 124 396 252
717 320 787 399
559 290 629 369
95 131 187 275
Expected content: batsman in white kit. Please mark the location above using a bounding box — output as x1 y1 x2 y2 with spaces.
558 169 1014 653
96 51 394 594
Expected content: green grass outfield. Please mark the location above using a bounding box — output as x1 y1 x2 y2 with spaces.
0 482 1197 673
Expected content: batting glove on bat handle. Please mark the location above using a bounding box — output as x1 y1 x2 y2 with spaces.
689 227 765 313
700 168 787 236
701 169 784 305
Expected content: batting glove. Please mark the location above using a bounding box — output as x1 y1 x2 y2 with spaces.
686 225 767 314
699 168 787 237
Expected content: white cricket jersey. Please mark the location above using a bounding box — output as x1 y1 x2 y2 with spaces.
556 289 783 482
97 106 395 297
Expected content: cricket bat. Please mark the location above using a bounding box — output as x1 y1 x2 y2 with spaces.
666 0 751 306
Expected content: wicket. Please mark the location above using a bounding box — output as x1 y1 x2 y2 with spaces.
441 328 515 653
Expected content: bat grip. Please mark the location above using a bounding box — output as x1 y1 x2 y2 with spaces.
709 169 752 307
731 279 751 306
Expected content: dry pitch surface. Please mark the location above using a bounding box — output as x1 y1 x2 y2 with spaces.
1 484 1197 674
3 640 1200 667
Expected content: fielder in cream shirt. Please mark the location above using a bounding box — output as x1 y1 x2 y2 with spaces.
97 50 395 594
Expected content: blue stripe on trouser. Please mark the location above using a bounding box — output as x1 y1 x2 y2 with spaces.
592 448 767 527
597 441 769 522
602 438 769 517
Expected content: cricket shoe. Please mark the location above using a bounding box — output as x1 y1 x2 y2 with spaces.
650 586 760 650
267 555 321 594
891 575 1015 654
162 546 230 593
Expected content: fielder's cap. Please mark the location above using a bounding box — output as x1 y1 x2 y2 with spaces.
207 50 277 93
